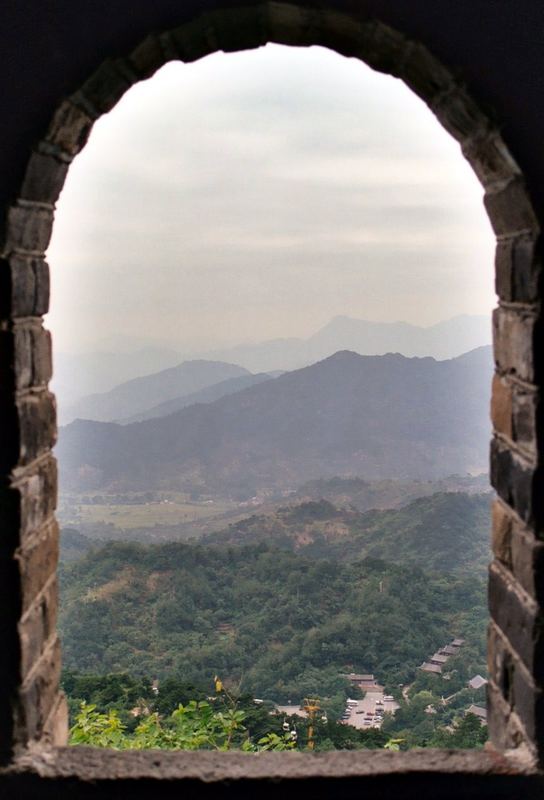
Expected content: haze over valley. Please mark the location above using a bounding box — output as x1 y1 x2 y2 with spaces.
48 45 496 751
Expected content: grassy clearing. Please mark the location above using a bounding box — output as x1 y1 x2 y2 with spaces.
60 496 237 530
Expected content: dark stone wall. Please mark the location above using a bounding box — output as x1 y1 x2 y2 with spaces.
0 0 543 792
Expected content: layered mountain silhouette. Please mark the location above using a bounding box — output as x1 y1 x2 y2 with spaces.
57 346 492 495
196 314 491 372
62 360 251 423
118 372 274 424
56 314 490 420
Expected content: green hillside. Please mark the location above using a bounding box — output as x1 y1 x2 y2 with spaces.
59 541 487 704
204 492 492 576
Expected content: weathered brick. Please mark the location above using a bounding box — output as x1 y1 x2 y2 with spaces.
433 87 489 142
0 256 50 318
511 531 544 606
512 387 539 456
488 623 544 751
2 203 54 257
128 34 167 79
43 100 94 157
19 152 68 205
357 20 407 76
484 177 539 236
75 58 134 116
267 2 317 47
491 374 513 440
42 691 68 746
0 455 57 548
495 235 541 304
493 306 539 384
487 677 533 754
212 6 268 53
488 561 544 679
2 322 52 392
18 576 58 678
490 436 535 525
463 132 521 190
492 499 513 568
16 636 62 744
16 519 59 615
15 390 57 467
312 10 368 58
165 17 219 62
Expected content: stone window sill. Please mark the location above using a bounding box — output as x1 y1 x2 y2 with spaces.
1 746 542 798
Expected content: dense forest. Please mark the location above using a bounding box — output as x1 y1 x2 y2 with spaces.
59 538 487 707
203 492 491 575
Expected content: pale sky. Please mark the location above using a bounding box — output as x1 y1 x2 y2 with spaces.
46 44 496 355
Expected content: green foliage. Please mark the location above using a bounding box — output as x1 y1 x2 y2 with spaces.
70 699 295 752
59 540 487 705
204 492 492 576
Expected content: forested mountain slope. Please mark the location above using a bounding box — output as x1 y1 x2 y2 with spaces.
203 492 492 576
59 541 486 700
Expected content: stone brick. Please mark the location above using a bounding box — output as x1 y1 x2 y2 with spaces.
495 234 541 304
487 677 532 753
19 152 68 205
2 203 54 257
212 6 268 53
16 636 62 744
16 519 59 615
401 42 455 101
433 88 489 142
491 374 513 439
75 58 134 116
267 2 318 47
511 530 544 606
512 387 538 456
42 691 68 746
357 20 407 77
488 623 544 753
165 17 219 62
1 322 52 392
43 100 94 157
493 306 539 384
484 178 539 236
18 576 58 678
490 436 535 525
15 390 56 467
0 256 50 318
0 455 58 549
462 132 522 190
128 34 167 79
488 561 544 680
492 499 513 568
313 10 368 58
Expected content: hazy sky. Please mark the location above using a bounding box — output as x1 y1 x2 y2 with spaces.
46 44 496 355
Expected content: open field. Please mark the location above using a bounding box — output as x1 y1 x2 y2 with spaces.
57 491 252 541
60 499 236 529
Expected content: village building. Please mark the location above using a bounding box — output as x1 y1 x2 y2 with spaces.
468 675 488 691
466 705 487 725
420 662 443 675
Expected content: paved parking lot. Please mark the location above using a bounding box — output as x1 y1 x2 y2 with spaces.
342 690 399 729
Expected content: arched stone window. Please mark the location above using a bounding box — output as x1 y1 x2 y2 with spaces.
1 3 543 794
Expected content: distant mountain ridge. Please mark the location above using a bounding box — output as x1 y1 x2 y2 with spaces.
57 345 493 494
55 314 490 420
63 360 251 423
118 372 274 424
195 314 491 372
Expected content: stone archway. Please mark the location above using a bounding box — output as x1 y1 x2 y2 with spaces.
1 1 542 780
